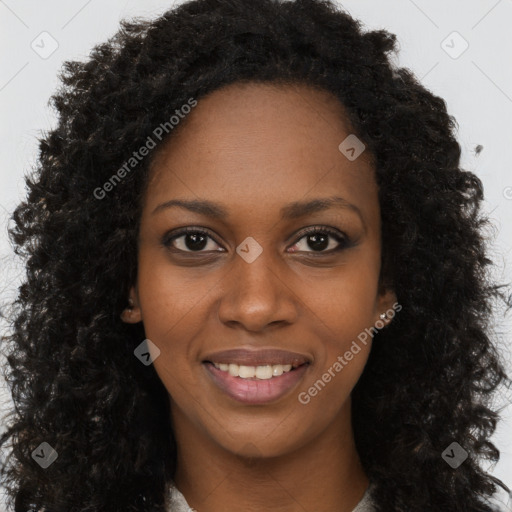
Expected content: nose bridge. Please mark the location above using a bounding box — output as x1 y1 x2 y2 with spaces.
232 240 281 304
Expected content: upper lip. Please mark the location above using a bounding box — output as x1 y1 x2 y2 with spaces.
203 348 311 367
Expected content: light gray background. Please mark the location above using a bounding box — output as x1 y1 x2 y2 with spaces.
1 0 511 509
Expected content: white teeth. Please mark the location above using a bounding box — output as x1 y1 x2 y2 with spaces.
228 363 239 377
272 365 284 377
239 365 256 378
255 365 272 379
212 362 296 379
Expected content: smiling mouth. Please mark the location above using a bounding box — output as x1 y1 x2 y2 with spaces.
203 361 309 380
202 361 310 404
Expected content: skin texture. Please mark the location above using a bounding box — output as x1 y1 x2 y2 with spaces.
121 81 397 512
3 2 510 510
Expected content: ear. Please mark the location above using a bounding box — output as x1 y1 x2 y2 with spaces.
120 286 142 324
374 282 399 328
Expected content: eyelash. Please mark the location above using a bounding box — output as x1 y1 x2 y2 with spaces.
162 225 351 256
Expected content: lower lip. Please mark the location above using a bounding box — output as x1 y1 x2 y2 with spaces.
203 362 310 405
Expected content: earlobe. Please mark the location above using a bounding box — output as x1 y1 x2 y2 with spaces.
376 287 398 327
120 288 142 323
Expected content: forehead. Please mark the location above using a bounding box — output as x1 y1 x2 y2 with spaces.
144 82 378 222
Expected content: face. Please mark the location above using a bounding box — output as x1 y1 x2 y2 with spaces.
122 82 396 458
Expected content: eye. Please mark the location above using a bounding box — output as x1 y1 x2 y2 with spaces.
162 227 224 253
162 226 351 255
288 226 350 254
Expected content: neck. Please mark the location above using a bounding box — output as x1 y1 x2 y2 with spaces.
171 397 369 512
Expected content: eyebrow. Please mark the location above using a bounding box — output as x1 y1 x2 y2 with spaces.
152 195 365 225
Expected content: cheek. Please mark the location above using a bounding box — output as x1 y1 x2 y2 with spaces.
135 255 208 376
297 254 380 342
294 310 372 425
293 255 379 392
136 246 208 330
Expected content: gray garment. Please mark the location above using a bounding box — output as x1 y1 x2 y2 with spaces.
167 480 376 512
352 482 376 512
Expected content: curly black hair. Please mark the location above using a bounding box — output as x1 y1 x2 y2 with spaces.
1 0 511 510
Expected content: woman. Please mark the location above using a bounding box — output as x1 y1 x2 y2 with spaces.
1 0 510 510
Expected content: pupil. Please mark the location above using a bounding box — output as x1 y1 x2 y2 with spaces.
186 233 207 251
308 234 328 251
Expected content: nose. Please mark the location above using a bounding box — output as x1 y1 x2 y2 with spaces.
217 249 299 332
